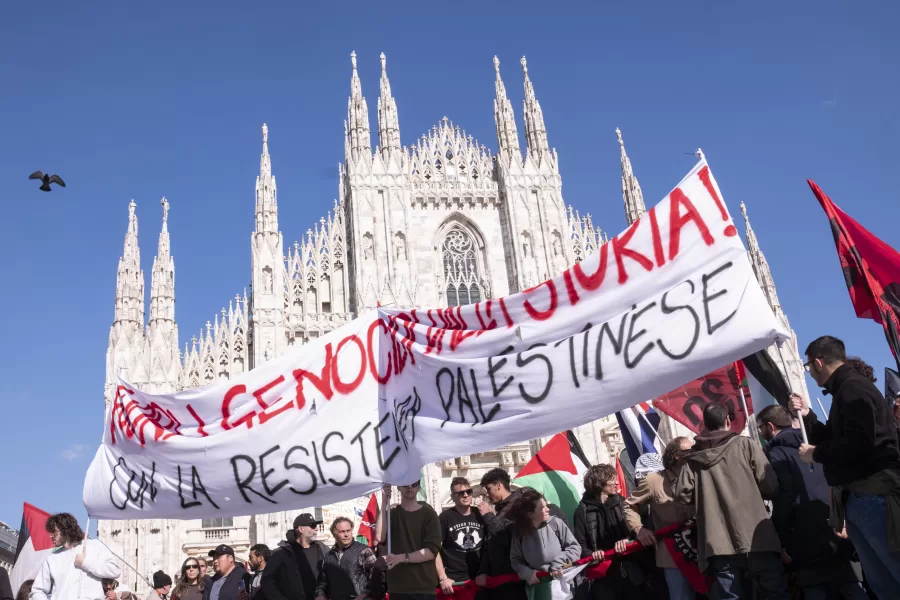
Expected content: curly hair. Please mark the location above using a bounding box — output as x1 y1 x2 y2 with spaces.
846 356 877 383
45 513 84 546
505 487 546 533
662 437 690 471
330 517 354 536
583 464 616 497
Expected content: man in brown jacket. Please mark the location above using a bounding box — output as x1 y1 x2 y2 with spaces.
674 403 788 600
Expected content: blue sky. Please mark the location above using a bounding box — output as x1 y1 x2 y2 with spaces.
1 1 898 528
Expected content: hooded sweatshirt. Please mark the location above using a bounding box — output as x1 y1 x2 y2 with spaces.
674 431 781 572
510 517 581 581
30 539 121 600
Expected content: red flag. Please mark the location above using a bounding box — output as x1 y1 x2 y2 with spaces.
653 362 753 434
357 493 378 547
11 503 54 593
663 526 709 593
615 455 628 497
809 180 900 367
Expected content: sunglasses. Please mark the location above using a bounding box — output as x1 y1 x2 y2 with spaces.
453 489 474 497
401 481 420 488
186 564 200 570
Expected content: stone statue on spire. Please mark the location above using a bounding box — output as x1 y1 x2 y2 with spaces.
161 197 169 225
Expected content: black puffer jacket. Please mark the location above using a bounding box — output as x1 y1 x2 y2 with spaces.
315 541 382 600
766 428 857 567
804 363 900 486
572 493 631 557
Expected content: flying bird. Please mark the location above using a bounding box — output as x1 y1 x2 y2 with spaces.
29 171 66 192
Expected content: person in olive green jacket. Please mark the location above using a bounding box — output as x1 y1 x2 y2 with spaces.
674 403 787 600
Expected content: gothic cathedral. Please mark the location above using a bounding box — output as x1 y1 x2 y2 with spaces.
98 52 809 593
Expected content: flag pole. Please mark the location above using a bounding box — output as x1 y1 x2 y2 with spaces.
775 343 810 444
637 409 661 445
816 397 828 420
738 387 762 449
385 488 392 556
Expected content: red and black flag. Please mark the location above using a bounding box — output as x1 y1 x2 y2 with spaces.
808 180 900 370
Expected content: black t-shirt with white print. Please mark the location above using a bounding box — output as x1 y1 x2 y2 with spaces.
439 507 485 581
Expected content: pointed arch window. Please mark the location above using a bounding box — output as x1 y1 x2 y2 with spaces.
442 226 484 307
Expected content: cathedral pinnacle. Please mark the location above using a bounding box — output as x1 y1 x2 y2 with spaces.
740 201 782 315
161 197 169 228
493 56 521 161
114 201 144 326
521 56 549 158
255 123 278 234
149 197 175 327
347 50 371 161
378 51 401 154
617 128 646 226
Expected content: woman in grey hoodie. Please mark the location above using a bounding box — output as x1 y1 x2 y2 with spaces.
508 488 582 584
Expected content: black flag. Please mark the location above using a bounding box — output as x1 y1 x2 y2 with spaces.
885 368 900 405
742 349 792 406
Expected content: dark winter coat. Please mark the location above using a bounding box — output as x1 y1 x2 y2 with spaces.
572 493 631 558
0 567 12 600
202 565 247 600
261 539 326 600
765 427 858 568
315 541 382 600
477 489 567 577
804 363 900 486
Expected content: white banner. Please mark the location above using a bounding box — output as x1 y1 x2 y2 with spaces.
84 159 788 519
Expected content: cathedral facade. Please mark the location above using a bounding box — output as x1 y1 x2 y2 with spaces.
98 52 807 594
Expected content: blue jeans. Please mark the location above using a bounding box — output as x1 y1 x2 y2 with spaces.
663 567 696 600
707 552 789 600
802 582 869 600
845 492 900 600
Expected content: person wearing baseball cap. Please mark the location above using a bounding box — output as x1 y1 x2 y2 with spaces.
202 545 246 600
261 513 328 600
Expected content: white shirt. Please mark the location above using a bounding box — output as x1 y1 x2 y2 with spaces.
31 539 121 600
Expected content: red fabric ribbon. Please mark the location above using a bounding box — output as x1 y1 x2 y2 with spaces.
428 521 697 600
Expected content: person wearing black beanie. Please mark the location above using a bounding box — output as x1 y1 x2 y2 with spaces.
147 571 172 600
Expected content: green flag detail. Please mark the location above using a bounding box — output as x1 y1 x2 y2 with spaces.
513 433 587 522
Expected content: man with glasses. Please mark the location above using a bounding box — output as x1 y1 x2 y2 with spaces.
435 478 484 594
375 480 442 600
790 335 900 599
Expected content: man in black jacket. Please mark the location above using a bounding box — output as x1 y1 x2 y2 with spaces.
757 405 867 600
205 545 248 600
315 517 381 600
262 514 329 600
790 335 900 598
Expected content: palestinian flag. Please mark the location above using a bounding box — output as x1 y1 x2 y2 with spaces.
417 469 428 503
514 433 588 522
10 503 53 594
526 563 587 600
356 493 378 547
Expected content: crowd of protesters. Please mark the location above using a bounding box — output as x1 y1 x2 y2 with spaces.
8 334 900 600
